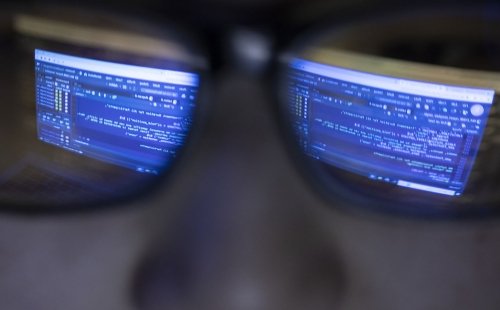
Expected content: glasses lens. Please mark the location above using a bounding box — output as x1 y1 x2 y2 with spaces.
0 8 205 209
281 6 500 217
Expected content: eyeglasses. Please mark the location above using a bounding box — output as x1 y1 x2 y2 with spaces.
1 2 499 218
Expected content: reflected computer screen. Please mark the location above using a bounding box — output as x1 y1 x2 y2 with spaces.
288 59 495 196
35 49 199 174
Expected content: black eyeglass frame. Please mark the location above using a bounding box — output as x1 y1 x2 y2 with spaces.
3 0 500 219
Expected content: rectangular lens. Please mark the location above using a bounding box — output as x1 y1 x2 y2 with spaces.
35 49 199 174
288 58 494 196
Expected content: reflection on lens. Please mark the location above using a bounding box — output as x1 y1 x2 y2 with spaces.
282 8 500 215
0 9 204 209
288 53 494 197
35 49 198 175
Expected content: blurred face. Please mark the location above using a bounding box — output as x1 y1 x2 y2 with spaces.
2 1 500 310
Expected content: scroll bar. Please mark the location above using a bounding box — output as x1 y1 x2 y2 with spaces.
397 180 456 196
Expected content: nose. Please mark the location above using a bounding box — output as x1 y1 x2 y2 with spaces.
132 69 345 310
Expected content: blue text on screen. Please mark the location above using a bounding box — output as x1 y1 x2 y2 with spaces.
35 49 199 174
288 58 495 196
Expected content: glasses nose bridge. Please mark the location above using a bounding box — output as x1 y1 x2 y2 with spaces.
221 28 274 76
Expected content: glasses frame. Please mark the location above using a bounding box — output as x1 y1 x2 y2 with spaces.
2 1 500 218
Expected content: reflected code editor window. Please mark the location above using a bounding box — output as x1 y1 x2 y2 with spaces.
288 59 495 196
35 49 199 174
